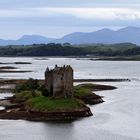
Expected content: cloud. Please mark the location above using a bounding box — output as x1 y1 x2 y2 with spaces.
0 0 140 39
0 7 140 21
40 7 140 20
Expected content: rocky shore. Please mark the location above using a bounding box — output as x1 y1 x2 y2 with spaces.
0 66 32 73
0 62 32 65
75 95 104 105
0 96 93 121
74 78 130 82
0 106 92 121
0 70 32 73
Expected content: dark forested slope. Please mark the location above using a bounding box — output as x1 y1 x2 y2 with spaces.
0 43 140 57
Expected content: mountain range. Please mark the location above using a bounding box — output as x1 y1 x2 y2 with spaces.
1 26 140 46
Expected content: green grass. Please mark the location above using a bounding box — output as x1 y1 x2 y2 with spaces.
76 84 96 89
26 96 85 112
74 87 92 97
15 90 42 102
74 84 96 97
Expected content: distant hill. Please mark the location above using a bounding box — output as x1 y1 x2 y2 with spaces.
16 35 53 45
1 27 140 45
56 27 140 45
0 35 54 46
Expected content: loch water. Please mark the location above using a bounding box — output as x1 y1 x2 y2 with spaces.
0 57 140 140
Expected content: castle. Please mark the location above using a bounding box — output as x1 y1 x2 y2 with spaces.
45 65 73 98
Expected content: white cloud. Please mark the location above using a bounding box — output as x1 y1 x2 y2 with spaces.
38 7 140 20
0 7 140 21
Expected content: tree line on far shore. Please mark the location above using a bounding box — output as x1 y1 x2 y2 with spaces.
0 43 140 57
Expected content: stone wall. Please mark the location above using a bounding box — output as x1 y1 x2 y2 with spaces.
45 65 73 98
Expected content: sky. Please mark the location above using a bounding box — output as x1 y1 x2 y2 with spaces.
0 0 140 39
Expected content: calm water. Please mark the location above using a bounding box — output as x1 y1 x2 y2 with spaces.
0 57 140 140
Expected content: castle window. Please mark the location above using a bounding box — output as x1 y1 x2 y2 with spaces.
61 77 63 80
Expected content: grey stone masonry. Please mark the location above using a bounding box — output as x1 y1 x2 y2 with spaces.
45 65 73 98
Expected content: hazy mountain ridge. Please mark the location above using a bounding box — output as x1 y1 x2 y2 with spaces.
1 27 140 45
57 27 140 45
0 35 54 46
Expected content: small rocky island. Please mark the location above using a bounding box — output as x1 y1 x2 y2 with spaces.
0 65 116 121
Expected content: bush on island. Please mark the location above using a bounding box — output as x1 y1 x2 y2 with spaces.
15 78 40 92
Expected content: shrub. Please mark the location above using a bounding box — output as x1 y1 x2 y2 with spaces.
15 78 40 92
38 85 49 97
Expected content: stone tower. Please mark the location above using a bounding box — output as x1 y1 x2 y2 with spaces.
45 65 73 98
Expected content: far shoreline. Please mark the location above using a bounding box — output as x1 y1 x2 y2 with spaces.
0 56 140 61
